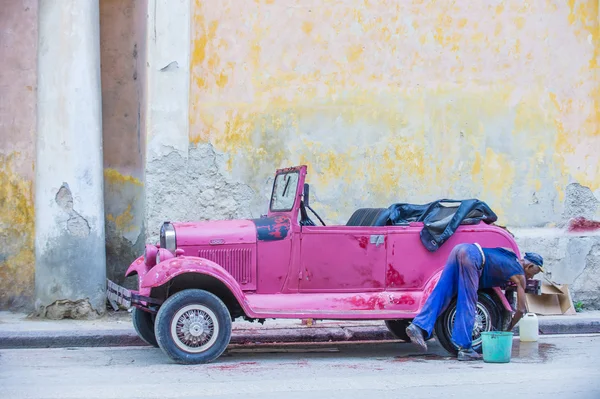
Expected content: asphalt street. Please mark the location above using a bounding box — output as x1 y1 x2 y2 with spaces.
1 334 599 399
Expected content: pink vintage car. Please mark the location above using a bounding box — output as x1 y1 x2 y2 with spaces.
107 165 527 364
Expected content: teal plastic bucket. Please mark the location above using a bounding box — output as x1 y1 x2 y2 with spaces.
481 331 514 363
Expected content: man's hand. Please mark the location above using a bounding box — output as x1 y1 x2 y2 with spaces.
507 274 528 331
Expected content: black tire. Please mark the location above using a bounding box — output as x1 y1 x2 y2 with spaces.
346 208 387 226
132 307 158 347
154 289 232 364
385 319 433 342
434 292 504 355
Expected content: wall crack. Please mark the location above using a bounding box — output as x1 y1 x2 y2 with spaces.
55 183 91 237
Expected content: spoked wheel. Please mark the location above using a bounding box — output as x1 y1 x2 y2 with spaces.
171 304 219 353
385 319 433 342
434 292 504 355
155 289 232 364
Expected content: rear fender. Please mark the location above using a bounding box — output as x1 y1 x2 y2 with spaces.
491 287 513 312
140 256 251 314
420 271 514 313
420 270 443 306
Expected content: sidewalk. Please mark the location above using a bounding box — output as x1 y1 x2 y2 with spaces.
1 310 599 349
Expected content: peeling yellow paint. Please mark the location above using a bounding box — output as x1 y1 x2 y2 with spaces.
104 168 143 187
302 21 313 35
0 153 35 307
107 204 136 233
346 45 364 63
515 16 525 29
188 0 600 224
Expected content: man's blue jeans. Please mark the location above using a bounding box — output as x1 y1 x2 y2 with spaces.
412 243 484 349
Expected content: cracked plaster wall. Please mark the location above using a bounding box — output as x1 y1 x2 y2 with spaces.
34 0 106 318
144 0 600 307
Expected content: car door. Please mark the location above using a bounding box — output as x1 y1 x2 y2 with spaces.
299 226 387 292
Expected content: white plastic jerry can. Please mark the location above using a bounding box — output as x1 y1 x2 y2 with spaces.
519 312 539 342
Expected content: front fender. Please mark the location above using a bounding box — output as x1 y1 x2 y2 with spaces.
140 256 250 313
125 255 147 278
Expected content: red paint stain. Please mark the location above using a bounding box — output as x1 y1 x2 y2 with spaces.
357 236 368 249
269 230 283 238
389 294 416 306
568 217 600 232
347 295 386 310
386 264 405 287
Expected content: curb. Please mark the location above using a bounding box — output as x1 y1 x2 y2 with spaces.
0 327 398 350
1 319 598 350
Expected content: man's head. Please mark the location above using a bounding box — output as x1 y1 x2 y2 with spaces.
520 252 545 279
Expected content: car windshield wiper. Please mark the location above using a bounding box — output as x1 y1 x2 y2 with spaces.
282 176 291 197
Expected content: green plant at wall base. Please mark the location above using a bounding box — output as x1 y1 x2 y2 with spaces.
574 301 584 313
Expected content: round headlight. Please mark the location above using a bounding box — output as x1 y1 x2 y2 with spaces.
160 222 176 253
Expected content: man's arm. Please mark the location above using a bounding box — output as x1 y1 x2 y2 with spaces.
507 274 528 331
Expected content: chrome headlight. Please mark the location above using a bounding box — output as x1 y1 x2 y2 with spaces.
159 222 176 253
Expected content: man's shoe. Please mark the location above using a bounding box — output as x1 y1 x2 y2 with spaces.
457 348 482 361
405 324 428 351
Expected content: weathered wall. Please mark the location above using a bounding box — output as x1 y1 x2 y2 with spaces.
34 0 106 319
187 0 599 226
100 0 147 289
145 1 600 306
0 0 38 310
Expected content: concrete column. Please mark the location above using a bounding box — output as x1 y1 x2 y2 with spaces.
34 0 106 319
145 0 191 242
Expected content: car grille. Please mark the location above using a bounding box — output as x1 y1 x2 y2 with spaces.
198 248 253 284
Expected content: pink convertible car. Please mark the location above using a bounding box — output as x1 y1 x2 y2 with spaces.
108 165 528 364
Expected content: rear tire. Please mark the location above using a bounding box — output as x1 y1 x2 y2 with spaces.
155 289 232 364
132 307 158 348
434 292 504 355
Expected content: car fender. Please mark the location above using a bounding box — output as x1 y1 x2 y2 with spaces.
140 256 251 313
491 287 513 312
419 271 513 313
125 255 147 278
420 270 443 306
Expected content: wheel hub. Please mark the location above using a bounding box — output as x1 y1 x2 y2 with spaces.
188 321 205 337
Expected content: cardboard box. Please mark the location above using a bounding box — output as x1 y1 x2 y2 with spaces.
525 278 576 315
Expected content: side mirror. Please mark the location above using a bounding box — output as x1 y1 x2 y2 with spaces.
303 183 310 207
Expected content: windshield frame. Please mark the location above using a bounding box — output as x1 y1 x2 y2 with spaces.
269 170 300 212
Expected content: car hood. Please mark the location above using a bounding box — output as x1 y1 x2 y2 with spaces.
173 219 257 246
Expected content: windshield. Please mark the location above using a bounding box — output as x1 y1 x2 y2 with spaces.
270 171 299 212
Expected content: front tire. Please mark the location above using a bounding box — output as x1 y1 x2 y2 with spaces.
434 292 504 355
132 307 158 347
154 289 232 364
